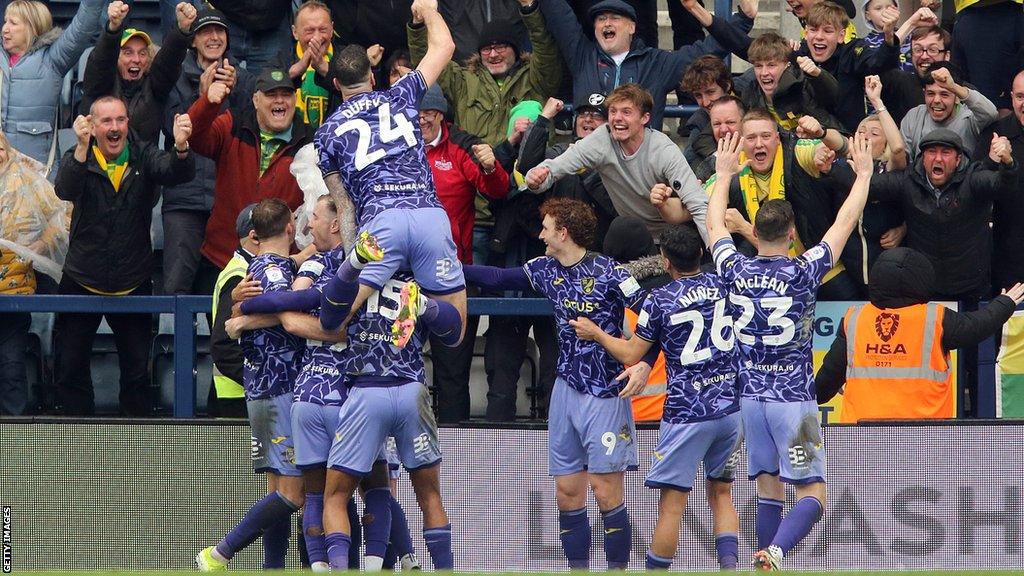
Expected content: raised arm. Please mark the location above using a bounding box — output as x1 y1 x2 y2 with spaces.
820 132 874 262
524 129 603 193
537 0 591 72
410 0 456 89
80 1 124 103
46 0 105 75
656 140 708 243
706 131 744 247
864 75 907 171
148 3 197 97
521 0 563 99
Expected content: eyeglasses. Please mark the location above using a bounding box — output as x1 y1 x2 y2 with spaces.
911 46 947 57
480 43 511 55
577 110 605 120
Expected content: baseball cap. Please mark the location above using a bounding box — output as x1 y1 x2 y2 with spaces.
236 203 258 238
256 68 295 93
121 28 152 47
587 0 637 22
918 128 964 154
191 8 229 35
574 92 608 117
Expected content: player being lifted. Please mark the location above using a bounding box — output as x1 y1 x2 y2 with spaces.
569 225 743 571
314 0 466 349
464 198 650 569
224 195 420 571
707 127 875 570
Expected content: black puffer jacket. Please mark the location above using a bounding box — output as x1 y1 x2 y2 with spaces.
815 247 1017 403
55 141 196 292
80 24 192 144
867 154 1017 299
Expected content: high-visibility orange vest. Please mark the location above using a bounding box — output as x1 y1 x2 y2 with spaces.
625 308 667 422
841 302 953 423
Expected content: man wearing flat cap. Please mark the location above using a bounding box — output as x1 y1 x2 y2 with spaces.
866 128 1017 300
537 0 757 130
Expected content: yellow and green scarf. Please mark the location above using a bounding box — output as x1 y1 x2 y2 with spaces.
736 145 843 282
92 144 130 192
295 41 333 128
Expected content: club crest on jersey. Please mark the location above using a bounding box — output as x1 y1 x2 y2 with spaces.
581 277 595 295
874 312 899 342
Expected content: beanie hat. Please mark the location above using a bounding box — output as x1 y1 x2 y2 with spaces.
477 20 520 58
419 85 448 114
506 100 542 137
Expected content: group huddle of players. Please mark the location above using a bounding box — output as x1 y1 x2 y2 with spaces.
194 0 881 571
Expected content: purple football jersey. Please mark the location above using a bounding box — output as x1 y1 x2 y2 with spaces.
315 71 443 225
524 252 643 399
343 273 427 385
634 272 740 424
712 238 832 402
293 247 348 406
242 253 304 400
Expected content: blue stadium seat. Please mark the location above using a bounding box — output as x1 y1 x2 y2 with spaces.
154 313 213 415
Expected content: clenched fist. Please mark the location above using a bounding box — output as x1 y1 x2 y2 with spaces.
471 143 496 173
107 0 129 31
172 113 192 148
525 166 550 190
208 81 230 104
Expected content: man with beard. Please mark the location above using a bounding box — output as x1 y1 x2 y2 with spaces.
866 128 1016 301
900 63 997 161
53 96 195 416
80 0 197 143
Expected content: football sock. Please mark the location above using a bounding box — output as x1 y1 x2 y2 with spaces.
389 494 416 556
645 550 672 570
325 532 352 570
362 488 394 566
421 298 462 347
423 524 454 569
340 251 365 281
262 516 290 569
383 543 398 570
347 497 362 569
601 504 631 569
771 497 823 555
756 497 785 550
302 492 327 566
558 507 591 569
216 491 298 561
715 533 739 569
320 275 359 330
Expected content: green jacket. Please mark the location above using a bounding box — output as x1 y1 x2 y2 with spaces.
407 4 563 146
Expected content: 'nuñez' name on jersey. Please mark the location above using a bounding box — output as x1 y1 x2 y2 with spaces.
242 253 305 400
524 252 643 398
634 272 739 423
344 273 426 385
316 71 443 224
712 238 832 402
293 246 348 406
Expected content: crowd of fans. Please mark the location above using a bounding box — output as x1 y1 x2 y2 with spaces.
1 0 1022 419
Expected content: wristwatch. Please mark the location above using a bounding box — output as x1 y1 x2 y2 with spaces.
175 141 190 154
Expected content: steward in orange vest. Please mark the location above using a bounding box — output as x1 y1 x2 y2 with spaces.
816 248 1022 422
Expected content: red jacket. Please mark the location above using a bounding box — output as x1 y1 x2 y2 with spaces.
188 95 312 268
427 122 509 263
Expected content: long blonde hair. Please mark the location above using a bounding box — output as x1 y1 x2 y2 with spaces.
4 0 53 52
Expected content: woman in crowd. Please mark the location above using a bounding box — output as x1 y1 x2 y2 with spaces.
0 0 104 171
0 132 71 415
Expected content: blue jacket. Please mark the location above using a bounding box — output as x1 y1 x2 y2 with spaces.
0 0 104 165
538 0 753 129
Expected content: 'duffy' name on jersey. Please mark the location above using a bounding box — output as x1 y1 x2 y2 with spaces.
712 238 833 402
634 272 740 424
524 252 643 399
315 71 443 225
